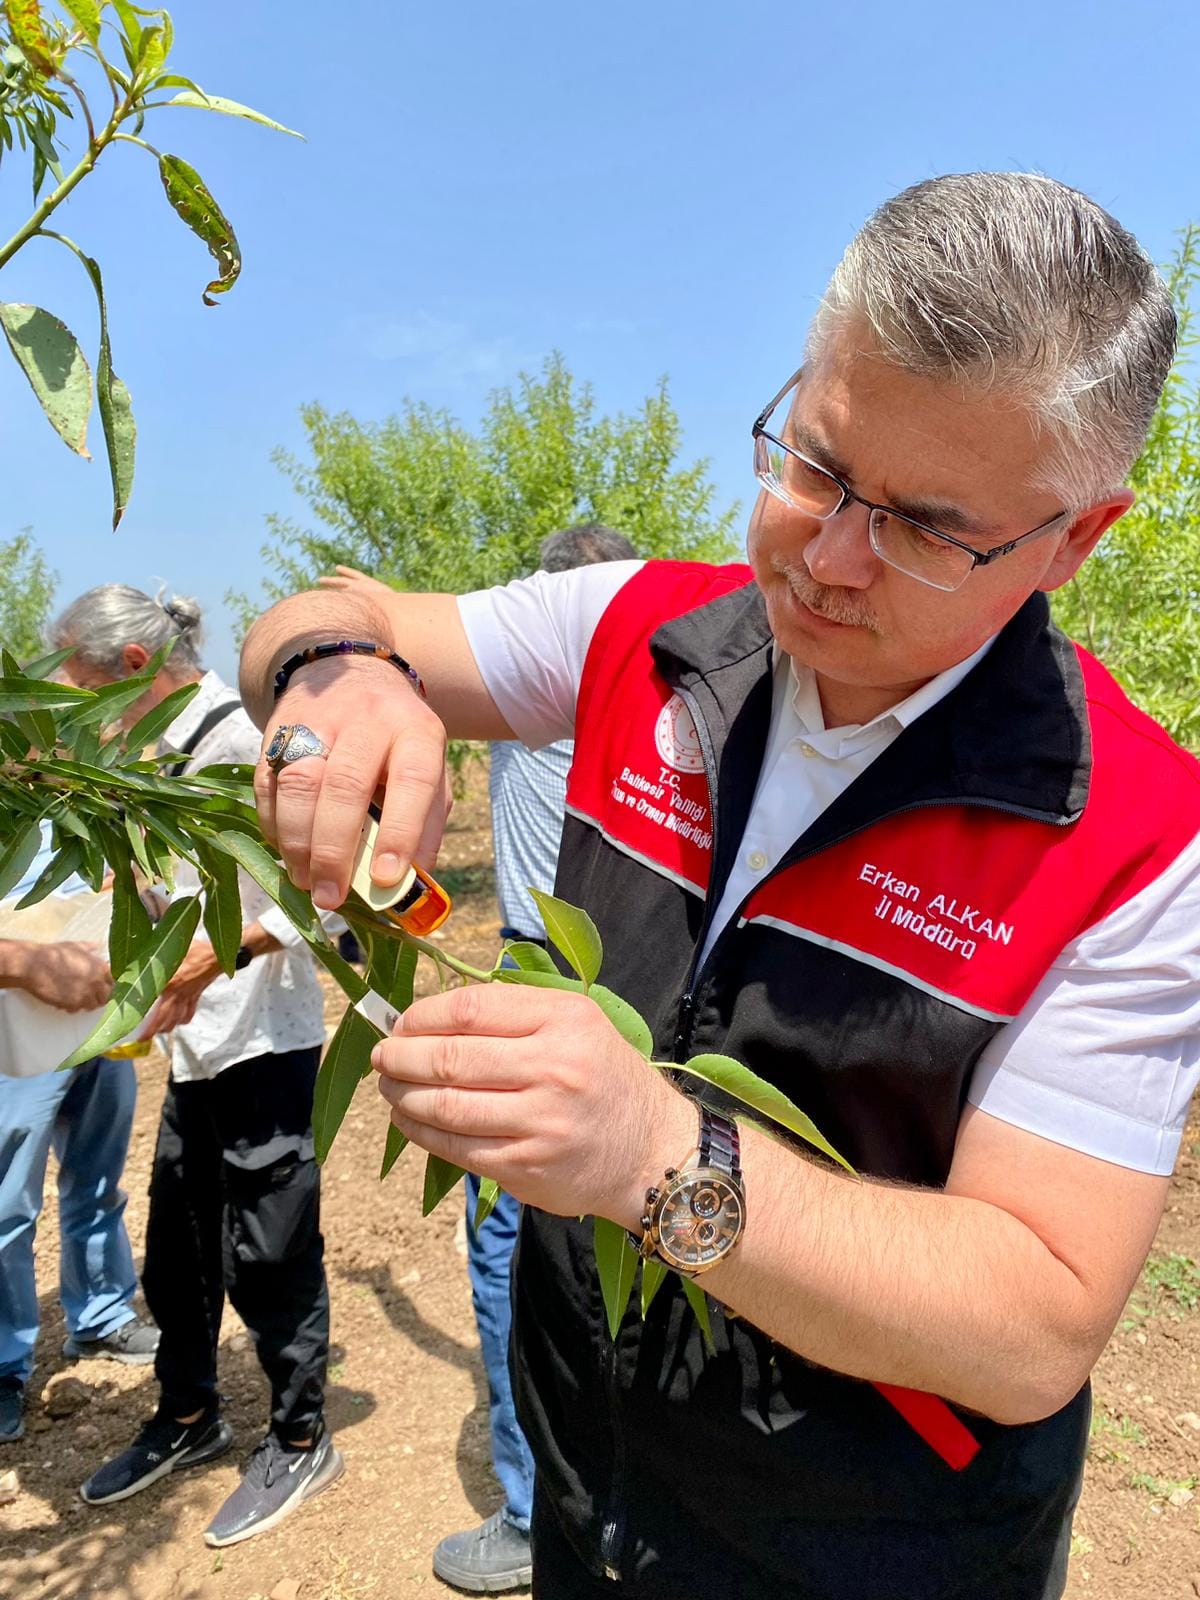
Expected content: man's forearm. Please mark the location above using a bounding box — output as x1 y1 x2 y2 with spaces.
655 1123 1103 1426
0 940 33 991
239 586 508 738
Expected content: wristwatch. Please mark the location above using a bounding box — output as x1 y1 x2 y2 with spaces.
636 1103 746 1277
234 944 254 971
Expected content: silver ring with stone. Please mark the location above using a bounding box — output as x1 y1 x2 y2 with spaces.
264 723 331 772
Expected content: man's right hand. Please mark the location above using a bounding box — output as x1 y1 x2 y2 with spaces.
255 654 452 911
21 941 113 1012
240 583 514 911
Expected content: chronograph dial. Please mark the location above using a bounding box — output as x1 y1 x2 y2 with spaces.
636 1105 746 1277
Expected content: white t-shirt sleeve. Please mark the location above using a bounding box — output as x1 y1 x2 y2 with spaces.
966 829 1200 1175
456 561 645 748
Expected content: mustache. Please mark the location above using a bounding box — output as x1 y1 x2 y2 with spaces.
770 556 880 631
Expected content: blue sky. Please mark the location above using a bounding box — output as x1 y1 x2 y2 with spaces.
3 0 1198 680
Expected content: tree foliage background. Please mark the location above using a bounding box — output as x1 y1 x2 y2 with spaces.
228 353 740 628
1052 228 1200 749
0 531 55 658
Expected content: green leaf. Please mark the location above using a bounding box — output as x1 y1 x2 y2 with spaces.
12 706 58 752
196 839 242 976
474 1177 502 1230
50 802 91 841
499 939 557 974
676 1054 855 1174
4 0 58 75
422 1153 466 1216
107 846 153 976
43 239 136 529
56 675 150 730
135 19 166 78
124 680 199 754
211 830 368 1001
60 0 101 45
379 1119 407 1180
313 1004 379 1164
0 817 44 901
15 838 84 907
0 677 92 713
529 888 602 988
108 0 141 49
363 926 417 1010
640 1257 669 1318
141 805 201 863
493 969 653 1058
0 304 92 455
162 90 303 139
60 894 202 1070
27 116 63 188
123 812 156 880
681 1278 716 1355
158 154 241 305
594 1216 639 1340
16 646 75 682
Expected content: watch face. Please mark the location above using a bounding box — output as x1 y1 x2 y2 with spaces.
653 1169 745 1273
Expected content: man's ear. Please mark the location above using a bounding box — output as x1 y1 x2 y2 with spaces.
1038 489 1135 592
121 642 151 675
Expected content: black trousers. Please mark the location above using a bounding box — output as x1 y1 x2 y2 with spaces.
141 1047 329 1440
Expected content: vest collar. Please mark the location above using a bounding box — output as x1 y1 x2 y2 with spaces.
649 582 1091 829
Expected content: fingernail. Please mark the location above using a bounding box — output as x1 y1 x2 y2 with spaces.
374 852 402 885
313 881 340 908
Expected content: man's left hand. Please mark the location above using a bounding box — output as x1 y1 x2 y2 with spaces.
140 941 224 1037
372 984 694 1226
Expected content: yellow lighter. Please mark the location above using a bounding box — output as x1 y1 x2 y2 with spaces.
350 806 452 937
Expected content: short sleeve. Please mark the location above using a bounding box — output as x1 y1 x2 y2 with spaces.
456 561 644 748
967 830 1200 1174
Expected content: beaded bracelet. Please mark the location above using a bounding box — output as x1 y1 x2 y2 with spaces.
273 639 427 702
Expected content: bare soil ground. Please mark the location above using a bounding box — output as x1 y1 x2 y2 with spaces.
2 772 1198 1599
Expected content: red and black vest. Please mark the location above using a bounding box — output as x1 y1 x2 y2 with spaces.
510 562 1200 1599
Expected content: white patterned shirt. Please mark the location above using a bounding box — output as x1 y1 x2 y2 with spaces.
162 671 329 1083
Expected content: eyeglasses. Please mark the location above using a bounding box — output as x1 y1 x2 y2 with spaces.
751 369 1070 593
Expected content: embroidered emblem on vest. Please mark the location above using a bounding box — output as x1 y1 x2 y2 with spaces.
654 693 705 773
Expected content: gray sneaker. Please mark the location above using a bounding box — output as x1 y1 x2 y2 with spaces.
203 1423 344 1547
63 1316 160 1366
433 1510 533 1593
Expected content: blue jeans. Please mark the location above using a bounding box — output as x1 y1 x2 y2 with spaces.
465 1171 536 1531
0 1059 139 1385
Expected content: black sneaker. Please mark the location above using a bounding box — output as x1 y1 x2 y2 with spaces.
203 1422 344 1547
80 1411 233 1504
0 1379 24 1444
63 1316 160 1366
433 1510 533 1593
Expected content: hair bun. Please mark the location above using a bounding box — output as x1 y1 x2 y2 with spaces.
159 589 203 637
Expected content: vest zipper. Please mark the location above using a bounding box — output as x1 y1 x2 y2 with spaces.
671 674 1077 1056
609 683 1077 1573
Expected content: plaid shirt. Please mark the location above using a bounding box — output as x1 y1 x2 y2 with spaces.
488 739 572 940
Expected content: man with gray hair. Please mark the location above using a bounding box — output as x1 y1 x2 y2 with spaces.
48 585 343 1547
241 173 1200 1598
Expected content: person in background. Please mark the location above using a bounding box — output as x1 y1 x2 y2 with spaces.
48 585 342 1547
321 522 637 1594
0 829 158 1446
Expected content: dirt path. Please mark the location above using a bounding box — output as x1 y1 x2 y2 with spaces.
2 775 1198 1599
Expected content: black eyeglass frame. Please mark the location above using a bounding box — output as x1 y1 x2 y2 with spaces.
752 368 1071 585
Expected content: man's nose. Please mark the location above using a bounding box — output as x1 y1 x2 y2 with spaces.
802 501 880 591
